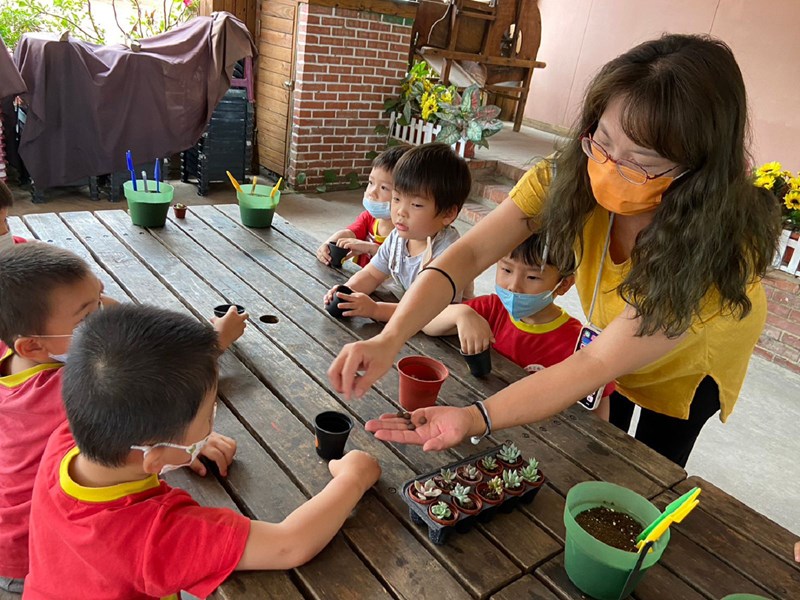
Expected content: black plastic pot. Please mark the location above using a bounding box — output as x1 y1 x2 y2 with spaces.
213 304 245 318
325 285 353 319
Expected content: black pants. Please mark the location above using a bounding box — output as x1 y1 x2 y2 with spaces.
609 376 720 468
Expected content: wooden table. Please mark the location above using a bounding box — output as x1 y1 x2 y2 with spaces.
8 206 799 600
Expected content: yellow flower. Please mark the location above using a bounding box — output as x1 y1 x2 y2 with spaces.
788 176 800 191
423 79 433 93
756 161 783 176
421 92 438 121
754 174 776 190
439 89 453 104
785 190 800 211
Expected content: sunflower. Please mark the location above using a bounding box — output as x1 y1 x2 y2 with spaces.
421 92 438 121
785 190 800 211
756 161 783 177
755 174 777 190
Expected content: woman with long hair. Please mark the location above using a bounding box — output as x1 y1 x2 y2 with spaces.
328 34 781 467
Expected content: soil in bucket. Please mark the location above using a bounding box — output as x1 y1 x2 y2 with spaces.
575 506 644 552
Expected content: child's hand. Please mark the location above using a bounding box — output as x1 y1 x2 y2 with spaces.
191 432 237 477
338 238 379 258
456 310 495 355
336 291 377 319
316 241 332 266
328 450 381 493
323 284 340 307
212 305 249 350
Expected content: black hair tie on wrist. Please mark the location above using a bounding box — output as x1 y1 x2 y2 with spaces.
419 266 457 304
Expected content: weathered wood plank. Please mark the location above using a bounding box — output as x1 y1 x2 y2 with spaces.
675 477 800 568
652 491 800 599
20 212 128 301
489 575 561 600
535 553 708 600
92 209 521 598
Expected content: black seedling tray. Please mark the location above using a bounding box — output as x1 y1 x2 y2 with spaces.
401 444 546 545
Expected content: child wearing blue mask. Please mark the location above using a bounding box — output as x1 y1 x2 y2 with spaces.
423 233 613 419
316 146 410 268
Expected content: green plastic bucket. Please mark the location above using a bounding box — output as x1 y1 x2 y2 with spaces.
124 180 174 228
563 481 670 600
237 185 280 228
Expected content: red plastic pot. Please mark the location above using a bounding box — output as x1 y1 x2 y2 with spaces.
397 356 449 411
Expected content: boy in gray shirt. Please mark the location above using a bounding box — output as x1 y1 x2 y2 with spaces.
323 143 472 322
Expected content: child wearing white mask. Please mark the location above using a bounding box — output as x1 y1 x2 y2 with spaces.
423 233 614 420
316 146 410 268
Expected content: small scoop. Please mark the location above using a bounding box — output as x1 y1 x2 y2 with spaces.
636 486 700 550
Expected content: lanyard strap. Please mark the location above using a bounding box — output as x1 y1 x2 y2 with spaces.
587 213 614 326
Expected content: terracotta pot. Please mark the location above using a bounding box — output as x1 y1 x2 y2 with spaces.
454 494 483 517
463 140 476 159
407 487 440 506
427 502 459 526
476 482 505 506
433 475 457 494
476 458 503 478
173 205 187 219
504 483 525 497
497 456 523 470
397 356 448 411
456 464 483 487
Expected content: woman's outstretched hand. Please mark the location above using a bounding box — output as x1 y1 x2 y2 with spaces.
328 336 401 399
365 406 477 451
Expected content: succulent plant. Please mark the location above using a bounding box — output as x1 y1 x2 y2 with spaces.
461 464 480 480
439 468 456 485
481 455 498 471
498 443 521 464
413 479 442 499
451 483 473 507
521 458 540 483
502 469 522 489
487 476 504 497
430 501 452 520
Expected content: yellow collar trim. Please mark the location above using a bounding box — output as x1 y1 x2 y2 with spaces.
0 348 62 388
509 306 571 334
60 446 160 503
373 218 387 244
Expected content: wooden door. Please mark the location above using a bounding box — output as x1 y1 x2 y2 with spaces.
256 0 296 176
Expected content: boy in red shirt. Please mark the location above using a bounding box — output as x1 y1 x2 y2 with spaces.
423 234 613 419
24 305 381 599
0 181 27 249
316 146 410 268
0 244 246 595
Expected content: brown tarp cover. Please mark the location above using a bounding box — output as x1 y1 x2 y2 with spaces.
0 35 26 98
13 12 256 188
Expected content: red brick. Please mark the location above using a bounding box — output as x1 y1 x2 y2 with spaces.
789 309 800 324
766 312 800 337
760 324 783 341
753 345 775 361
306 25 331 35
758 336 800 363
766 300 791 319
781 331 800 349
764 274 800 293
773 289 800 310
773 356 800 374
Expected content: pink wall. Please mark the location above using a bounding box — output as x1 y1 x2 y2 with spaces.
525 0 800 171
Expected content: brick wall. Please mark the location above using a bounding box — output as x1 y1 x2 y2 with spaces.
289 5 412 190
756 270 800 375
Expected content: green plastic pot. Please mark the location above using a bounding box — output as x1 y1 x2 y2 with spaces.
124 180 174 228
563 481 670 600
237 185 280 228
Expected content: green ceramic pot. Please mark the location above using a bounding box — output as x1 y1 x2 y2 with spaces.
563 481 670 600
237 185 280 228
124 180 174 228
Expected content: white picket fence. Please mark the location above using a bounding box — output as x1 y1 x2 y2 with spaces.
388 113 469 157
774 229 800 277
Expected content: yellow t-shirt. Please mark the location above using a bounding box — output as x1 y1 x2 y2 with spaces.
509 160 766 421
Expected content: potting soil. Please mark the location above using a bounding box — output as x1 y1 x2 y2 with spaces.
575 506 643 552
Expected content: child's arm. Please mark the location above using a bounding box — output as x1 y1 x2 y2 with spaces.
212 306 249 350
423 304 495 355
337 237 380 259
323 264 388 306
235 450 381 570
316 229 356 265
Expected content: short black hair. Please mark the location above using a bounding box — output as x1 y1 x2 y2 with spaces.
0 243 92 347
372 145 411 172
63 304 220 467
0 180 13 209
510 233 577 276
392 143 471 215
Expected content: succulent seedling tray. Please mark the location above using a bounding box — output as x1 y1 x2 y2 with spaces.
402 444 546 545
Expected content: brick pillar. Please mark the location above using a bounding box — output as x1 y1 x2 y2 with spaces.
289 5 412 190
756 271 800 374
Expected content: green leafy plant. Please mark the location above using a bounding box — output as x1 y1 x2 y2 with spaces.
430 501 452 520
435 84 503 149
383 61 456 126
498 443 521 464
502 469 522 489
439 468 456 485
0 0 105 48
520 458 540 483
450 484 474 508
118 0 199 41
480 455 498 472
413 479 442 499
